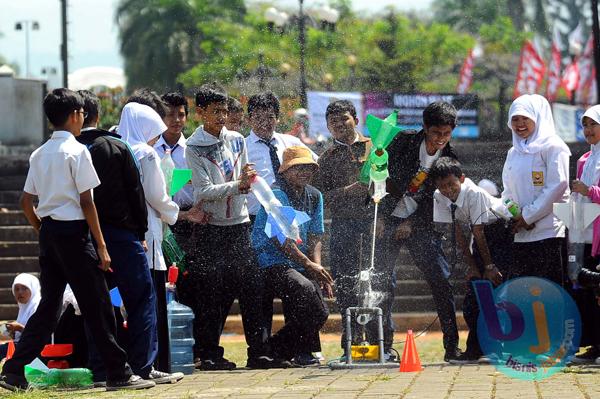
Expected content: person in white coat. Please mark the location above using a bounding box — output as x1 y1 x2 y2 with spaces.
119 102 205 372
502 94 571 285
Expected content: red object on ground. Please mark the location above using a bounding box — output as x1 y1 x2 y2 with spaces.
6 340 15 360
47 360 69 369
41 343 73 358
399 330 423 372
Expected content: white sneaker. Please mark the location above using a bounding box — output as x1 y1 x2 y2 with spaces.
147 369 184 384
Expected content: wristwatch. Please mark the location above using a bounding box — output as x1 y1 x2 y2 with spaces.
485 263 496 271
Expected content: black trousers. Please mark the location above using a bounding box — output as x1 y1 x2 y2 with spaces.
2 219 131 382
461 221 513 356
376 218 459 352
570 244 600 348
178 223 267 360
511 237 566 285
264 265 329 360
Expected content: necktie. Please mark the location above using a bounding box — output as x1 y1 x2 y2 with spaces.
259 139 281 184
450 203 458 269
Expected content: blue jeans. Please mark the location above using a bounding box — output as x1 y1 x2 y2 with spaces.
375 218 459 351
87 224 157 380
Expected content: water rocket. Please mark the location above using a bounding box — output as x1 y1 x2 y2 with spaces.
553 194 600 285
170 169 192 196
251 176 311 244
359 111 402 202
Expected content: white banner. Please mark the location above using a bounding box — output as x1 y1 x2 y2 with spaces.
307 91 364 138
552 102 585 143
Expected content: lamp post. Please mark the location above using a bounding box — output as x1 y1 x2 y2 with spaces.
323 72 333 91
347 54 357 89
41 66 58 88
61 0 69 88
592 0 600 104
14 20 40 77
299 0 308 108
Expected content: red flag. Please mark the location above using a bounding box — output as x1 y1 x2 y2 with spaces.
456 49 474 94
514 40 546 98
546 41 562 102
576 36 595 104
562 60 580 100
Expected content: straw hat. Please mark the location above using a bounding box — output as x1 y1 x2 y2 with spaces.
278 146 319 173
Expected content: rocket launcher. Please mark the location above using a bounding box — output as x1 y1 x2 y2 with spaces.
359 111 402 202
251 176 311 245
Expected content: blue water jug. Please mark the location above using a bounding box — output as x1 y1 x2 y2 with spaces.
167 286 195 375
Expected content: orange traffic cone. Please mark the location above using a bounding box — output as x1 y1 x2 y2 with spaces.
6 340 15 360
399 330 423 372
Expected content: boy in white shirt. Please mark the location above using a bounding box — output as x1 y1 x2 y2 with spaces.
431 157 513 364
0 89 153 392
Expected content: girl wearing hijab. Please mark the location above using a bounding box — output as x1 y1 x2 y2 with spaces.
502 94 570 284
118 102 205 373
568 105 600 364
0 274 41 358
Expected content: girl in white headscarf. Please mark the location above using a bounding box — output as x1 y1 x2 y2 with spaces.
0 273 41 358
568 104 600 363
502 94 570 284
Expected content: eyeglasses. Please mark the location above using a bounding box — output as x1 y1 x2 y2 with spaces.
75 110 89 119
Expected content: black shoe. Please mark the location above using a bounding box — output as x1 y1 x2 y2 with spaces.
447 351 480 365
292 353 320 367
571 347 600 364
0 374 28 392
105 375 155 391
444 347 464 363
246 355 293 369
197 358 237 371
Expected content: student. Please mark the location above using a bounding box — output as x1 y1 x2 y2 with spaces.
568 104 600 364
0 88 153 392
377 101 462 362
77 91 183 384
430 157 513 363
311 100 374 357
119 101 206 371
0 274 41 359
154 92 198 258
502 94 570 284
182 83 285 370
245 92 317 220
225 96 244 133
252 146 333 364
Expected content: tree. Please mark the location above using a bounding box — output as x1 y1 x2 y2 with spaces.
116 0 246 91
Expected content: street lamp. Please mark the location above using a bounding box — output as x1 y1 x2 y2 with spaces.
41 66 58 88
14 20 40 77
347 54 357 89
299 0 308 108
312 5 340 31
323 72 333 91
264 7 289 33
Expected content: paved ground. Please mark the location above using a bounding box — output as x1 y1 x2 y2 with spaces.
9 364 600 399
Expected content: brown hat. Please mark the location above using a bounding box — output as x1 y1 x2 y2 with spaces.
278 146 319 173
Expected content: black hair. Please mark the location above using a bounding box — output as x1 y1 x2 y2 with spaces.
43 88 84 127
195 83 228 108
77 90 101 127
429 156 463 183
325 100 357 120
126 88 168 118
423 101 457 128
227 97 244 114
247 92 280 117
161 91 188 116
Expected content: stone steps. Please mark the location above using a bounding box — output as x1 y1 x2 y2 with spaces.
0 176 26 191
0 226 37 241
0 257 40 274
0 242 38 257
0 211 29 225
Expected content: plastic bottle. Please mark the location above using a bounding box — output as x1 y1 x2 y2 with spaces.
369 148 388 202
503 198 521 217
166 263 195 375
250 175 303 243
25 366 93 388
161 148 176 194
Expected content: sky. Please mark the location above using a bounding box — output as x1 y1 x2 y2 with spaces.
0 0 433 85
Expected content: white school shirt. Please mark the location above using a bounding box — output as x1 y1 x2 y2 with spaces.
433 178 508 225
23 130 100 220
501 144 570 243
153 134 194 209
245 131 318 215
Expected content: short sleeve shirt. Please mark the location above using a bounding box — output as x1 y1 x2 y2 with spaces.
24 130 100 220
433 178 504 226
252 185 324 271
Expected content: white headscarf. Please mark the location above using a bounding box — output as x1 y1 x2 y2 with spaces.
580 105 600 186
12 273 41 336
507 94 570 155
118 102 167 160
